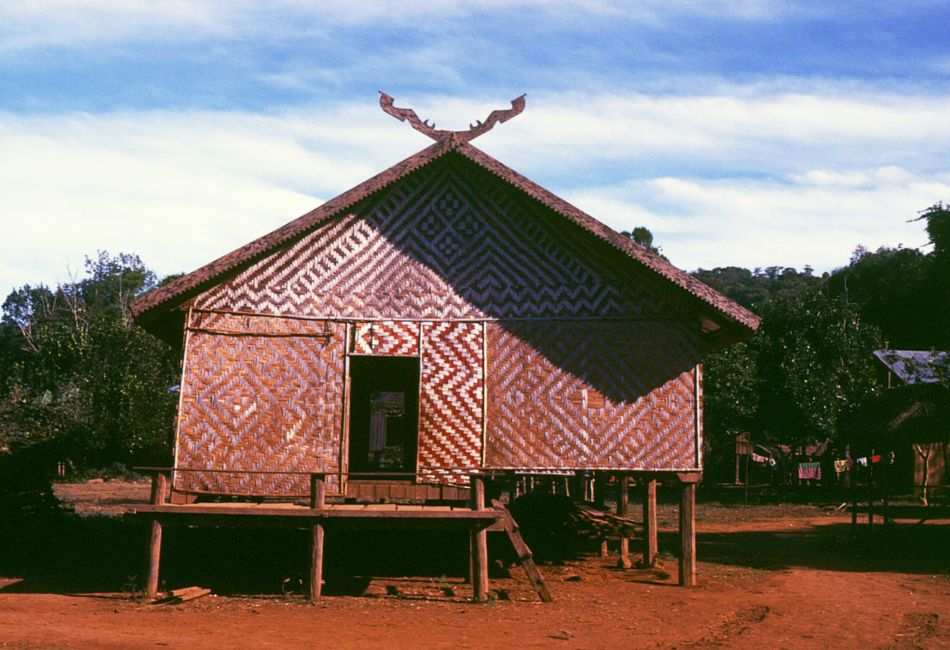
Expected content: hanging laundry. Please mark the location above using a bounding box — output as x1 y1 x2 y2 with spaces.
833 460 849 474
751 452 769 464
856 457 869 467
798 462 821 480
871 454 882 464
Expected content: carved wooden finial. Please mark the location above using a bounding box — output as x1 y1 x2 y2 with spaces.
379 92 526 144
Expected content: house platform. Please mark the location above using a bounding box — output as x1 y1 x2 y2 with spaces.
128 471 551 603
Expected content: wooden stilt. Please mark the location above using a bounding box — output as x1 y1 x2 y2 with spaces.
678 481 696 587
642 478 658 567
146 472 167 599
593 472 609 558
470 475 489 602
309 473 326 602
851 479 859 528
616 473 631 569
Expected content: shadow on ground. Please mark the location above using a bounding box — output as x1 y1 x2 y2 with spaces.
2 460 947 597
658 517 950 576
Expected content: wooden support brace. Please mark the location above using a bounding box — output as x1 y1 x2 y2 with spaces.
309 473 326 602
470 475 489 602
679 481 696 587
491 500 552 603
146 472 167 600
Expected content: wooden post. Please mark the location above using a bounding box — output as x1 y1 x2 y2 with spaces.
678 480 697 587
882 456 891 527
616 473 631 569
146 472 167 599
851 469 859 528
593 472 609 558
470 474 489 602
309 473 326 602
642 478 658 567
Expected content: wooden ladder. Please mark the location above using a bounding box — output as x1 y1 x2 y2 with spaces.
491 500 553 602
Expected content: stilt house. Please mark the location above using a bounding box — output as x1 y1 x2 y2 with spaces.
132 94 760 502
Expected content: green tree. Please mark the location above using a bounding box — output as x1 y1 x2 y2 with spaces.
621 226 666 258
753 288 882 442
913 202 950 255
0 253 179 469
825 246 933 348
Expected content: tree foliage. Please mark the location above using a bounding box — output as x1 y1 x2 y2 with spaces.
0 253 179 469
697 203 946 471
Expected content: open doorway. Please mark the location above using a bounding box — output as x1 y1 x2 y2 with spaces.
347 355 420 478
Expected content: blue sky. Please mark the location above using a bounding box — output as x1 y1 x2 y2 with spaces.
2 1 949 299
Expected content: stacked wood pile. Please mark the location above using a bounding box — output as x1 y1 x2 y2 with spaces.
505 492 641 561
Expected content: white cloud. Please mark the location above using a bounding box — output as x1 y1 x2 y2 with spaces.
569 170 943 272
0 0 811 54
1 85 948 299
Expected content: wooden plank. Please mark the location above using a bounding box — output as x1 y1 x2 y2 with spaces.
679 482 696 587
642 478 658 567
133 504 499 519
175 587 211 603
470 476 489 602
616 473 631 569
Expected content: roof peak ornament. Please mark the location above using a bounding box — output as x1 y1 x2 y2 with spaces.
379 91 526 144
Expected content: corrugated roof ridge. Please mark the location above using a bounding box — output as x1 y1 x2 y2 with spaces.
455 143 761 331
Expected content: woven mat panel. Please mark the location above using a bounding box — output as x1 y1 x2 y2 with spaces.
175 315 345 496
350 321 420 356
195 159 685 320
485 320 701 470
417 322 484 485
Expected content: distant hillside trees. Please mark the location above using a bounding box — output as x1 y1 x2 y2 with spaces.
697 203 948 475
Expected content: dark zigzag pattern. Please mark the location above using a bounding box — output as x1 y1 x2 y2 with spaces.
195 162 684 320
485 321 700 470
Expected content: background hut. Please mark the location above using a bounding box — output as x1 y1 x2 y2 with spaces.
842 350 950 503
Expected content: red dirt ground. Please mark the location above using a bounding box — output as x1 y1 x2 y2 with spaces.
1 481 948 649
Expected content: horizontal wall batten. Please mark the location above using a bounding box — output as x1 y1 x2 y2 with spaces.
188 306 697 325
185 326 333 339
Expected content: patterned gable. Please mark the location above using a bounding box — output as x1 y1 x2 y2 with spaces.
195 155 686 320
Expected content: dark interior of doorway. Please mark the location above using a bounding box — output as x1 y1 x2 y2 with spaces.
348 355 420 478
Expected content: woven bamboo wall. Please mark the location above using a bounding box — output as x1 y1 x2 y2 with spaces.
174 311 345 495
485 320 701 470
172 156 705 494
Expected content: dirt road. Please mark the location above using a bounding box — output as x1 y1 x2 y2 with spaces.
0 483 947 648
